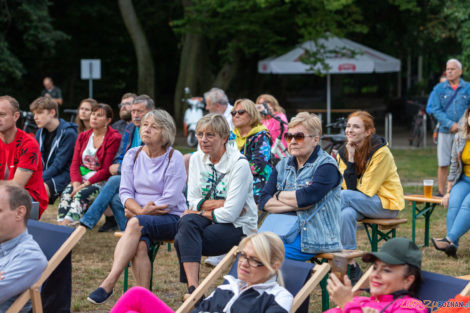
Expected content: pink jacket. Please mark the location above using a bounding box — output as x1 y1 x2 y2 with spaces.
325 294 428 313
262 112 288 150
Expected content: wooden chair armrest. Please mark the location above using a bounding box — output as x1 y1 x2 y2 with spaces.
176 246 239 313
352 266 372 293
6 226 86 313
30 286 43 313
290 262 330 313
461 282 470 297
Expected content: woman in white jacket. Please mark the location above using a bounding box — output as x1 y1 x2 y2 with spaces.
174 113 258 300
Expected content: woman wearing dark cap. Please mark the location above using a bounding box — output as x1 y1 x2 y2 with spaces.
325 237 427 313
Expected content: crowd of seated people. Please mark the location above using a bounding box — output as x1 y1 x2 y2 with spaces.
2 88 439 313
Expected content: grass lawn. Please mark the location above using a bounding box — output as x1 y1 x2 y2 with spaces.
40 146 470 312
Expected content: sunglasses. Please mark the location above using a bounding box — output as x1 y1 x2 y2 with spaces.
231 109 247 117
284 132 314 143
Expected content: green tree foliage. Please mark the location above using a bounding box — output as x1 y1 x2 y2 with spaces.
0 0 67 83
434 0 470 78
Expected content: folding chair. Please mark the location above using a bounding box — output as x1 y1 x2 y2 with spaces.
6 221 86 313
114 231 173 292
418 271 470 301
176 246 331 313
350 267 470 300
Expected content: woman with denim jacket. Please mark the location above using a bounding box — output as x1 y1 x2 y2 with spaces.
432 106 470 258
259 112 342 261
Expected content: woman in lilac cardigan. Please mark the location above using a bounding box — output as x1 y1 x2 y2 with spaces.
87 109 187 305
326 238 427 313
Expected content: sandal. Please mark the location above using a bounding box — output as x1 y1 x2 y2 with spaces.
431 237 450 251
183 285 196 302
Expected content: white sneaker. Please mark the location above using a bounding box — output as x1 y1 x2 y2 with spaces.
204 254 225 267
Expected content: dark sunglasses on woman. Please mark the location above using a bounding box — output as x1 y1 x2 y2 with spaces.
231 109 247 116
284 132 314 143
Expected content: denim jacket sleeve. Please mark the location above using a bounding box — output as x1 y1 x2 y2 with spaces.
431 84 455 129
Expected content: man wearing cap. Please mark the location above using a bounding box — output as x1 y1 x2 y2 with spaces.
326 237 427 313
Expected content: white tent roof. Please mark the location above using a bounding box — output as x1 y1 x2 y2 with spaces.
258 37 401 74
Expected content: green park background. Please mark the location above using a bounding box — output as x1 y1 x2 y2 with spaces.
1 0 469 127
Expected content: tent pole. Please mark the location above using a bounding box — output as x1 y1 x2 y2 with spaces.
327 73 331 134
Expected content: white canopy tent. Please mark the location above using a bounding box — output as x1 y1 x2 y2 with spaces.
258 37 401 125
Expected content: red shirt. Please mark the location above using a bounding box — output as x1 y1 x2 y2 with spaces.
0 129 49 217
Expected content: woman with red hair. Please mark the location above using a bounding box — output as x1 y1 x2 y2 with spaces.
336 111 404 277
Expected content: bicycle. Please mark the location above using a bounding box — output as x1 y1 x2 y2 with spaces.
63 109 78 123
18 111 37 134
409 104 426 147
321 117 347 159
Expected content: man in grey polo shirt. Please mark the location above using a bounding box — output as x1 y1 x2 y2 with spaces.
0 182 47 313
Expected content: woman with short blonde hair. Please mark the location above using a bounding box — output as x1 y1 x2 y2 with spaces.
108 232 293 313
231 99 272 203
141 110 176 148
259 111 342 261
175 113 258 300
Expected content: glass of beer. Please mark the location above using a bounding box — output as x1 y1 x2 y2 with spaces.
331 255 348 283
423 179 433 198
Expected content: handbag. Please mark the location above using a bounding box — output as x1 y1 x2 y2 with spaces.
259 191 335 244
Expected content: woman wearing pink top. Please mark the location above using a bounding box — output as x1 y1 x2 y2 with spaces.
326 238 427 313
256 94 288 153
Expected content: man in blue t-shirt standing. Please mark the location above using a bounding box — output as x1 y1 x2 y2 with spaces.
431 59 470 196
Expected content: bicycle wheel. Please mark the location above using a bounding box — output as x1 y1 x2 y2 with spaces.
410 117 423 147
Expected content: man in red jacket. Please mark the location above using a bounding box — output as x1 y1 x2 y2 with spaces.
0 95 48 217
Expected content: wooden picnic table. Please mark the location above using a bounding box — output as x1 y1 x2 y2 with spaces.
404 194 443 247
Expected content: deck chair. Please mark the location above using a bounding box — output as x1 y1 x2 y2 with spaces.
6 221 86 313
176 246 330 313
419 271 470 301
351 267 470 300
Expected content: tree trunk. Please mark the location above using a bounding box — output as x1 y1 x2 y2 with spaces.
117 0 155 99
212 49 241 90
173 0 214 124
174 33 209 124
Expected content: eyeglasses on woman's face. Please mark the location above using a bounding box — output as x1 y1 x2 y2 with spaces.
195 131 218 140
284 132 314 143
237 251 264 268
231 109 247 117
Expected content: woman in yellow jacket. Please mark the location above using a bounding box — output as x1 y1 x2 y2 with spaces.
337 111 404 252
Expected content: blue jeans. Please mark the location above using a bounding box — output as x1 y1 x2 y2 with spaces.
446 175 470 247
80 175 127 230
284 234 315 261
340 190 398 250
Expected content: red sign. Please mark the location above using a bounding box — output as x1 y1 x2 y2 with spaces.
338 63 356 71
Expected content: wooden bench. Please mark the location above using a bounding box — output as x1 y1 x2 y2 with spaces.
114 232 173 292
404 194 442 247
360 218 408 252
